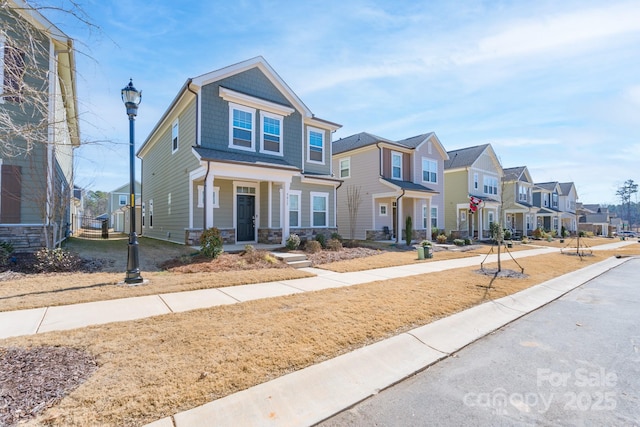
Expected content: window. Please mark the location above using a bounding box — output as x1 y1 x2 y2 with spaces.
483 176 498 195
1 41 25 103
543 193 550 207
422 158 437 183
488 211 494 227
260 112 283 155
308 128 324 163
552 193 558 209
460 210 467 223
518 185 528 202
229 103 255 150
474 173 479 190
526 214 532 230
199 185 220 208
289 191 301 228
142 202 145 227
172 120 179 153
391 151 402 180
311 192 328 227
379 203 388 216
148 199 154 228
119 195 127 206
422 206 428 229
431 207 438 228
339 157 351 179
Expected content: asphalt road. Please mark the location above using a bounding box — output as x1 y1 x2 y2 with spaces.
320 257 640 426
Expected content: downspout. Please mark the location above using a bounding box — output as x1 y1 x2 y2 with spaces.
335 180 343 231
376 142 383 176
395 189 405 244
185 81 207 229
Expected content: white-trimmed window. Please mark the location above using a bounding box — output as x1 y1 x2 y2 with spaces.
488 211 494 227
148 199 154 228
229 103 255 150
310 192 328 227
483 176 498 195
431 207 438 228
307 127 325 164
474 173 479 190
391 151 402 180
119 195 127 206
518 185 528 202
422 158 437 183
422 205 428 229
379 203 388 216
172 120 179 153
543 193 550 207
552 193 558 209
199 185 220 208
460 210 467 223
339 157 351 179
260 111 283 155
289 190 301 228
142 202 146 227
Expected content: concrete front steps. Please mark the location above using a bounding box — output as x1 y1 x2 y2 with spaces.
271 252 311 268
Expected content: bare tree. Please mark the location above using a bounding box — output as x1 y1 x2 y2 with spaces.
346 186 361 240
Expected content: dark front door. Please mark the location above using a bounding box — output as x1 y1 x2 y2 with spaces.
237 195 255 241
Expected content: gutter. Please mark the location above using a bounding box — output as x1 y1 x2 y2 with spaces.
376 142 383 176
187 81 199 145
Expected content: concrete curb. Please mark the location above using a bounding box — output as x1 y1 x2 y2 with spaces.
146 255 631 427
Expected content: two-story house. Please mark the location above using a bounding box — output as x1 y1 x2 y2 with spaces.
332 132 448 242
107 181 141 234
501 166 536 238
558 182 578 234
138 57 341 246
532 182 562 235
0 0 79 251
444 144 503 240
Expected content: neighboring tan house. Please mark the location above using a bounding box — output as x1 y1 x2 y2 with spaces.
332 132 448 242
138 57 341 246
558 182 578 234
0 0 79 251
501 166 536 238
107 181 141 234
444 144 503 240
532 182 562 235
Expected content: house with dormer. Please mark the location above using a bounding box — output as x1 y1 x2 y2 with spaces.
332 132 448 242
501 166 536 238
137 57 341 246
444 144 503 240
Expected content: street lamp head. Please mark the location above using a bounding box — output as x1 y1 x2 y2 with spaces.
121 79 142 117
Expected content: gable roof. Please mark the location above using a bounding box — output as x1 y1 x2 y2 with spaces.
332 132 393 155
559 182 576 196
535 182 561 193
503 166 526 181
444 144 491 170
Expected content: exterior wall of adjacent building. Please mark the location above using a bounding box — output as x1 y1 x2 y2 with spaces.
444 169 470 233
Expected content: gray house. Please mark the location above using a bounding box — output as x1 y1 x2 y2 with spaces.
332 132 448 242
107 181 141 233
0 0 79 251
138 57 341 246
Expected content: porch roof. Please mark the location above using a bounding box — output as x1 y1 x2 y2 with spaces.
193 146 299 171
537 207 559 215
380 178 438 194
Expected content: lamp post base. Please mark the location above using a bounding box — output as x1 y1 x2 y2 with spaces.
125 232 144 284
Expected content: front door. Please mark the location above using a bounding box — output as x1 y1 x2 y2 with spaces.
237 194 255 242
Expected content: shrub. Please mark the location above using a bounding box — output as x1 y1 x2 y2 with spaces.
315 233 326 248
453 239 465 246
0 241 14 267
561 226 568 238
431 227 439 240
244 244 255 254
200 227 224 259
532 228 545 239
436 234 447 244
464 238 472 245
521 236 530 244
326 238 343 251
331 232 343 241
503 229 512 240
286 234 300 250
33 247 83 273
305 240 322 254
420 239 432 247
405 216 413 246
579 230 586 238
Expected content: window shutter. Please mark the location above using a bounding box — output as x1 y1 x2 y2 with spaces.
1 165 22 223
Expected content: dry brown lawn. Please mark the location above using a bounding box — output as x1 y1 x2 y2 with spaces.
4 247 639 426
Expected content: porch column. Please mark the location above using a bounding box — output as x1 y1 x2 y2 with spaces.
282 180 290 245
426 198 432 239
478 207 483 239
205 172 214 228
268 182 273 228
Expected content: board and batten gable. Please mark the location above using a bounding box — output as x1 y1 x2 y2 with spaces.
140 98 197 243
199 67 304 169
334 146 390 239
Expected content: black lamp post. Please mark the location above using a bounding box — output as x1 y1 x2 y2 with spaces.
122 79 144 284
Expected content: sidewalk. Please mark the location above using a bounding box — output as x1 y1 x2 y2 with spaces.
0 245 557 340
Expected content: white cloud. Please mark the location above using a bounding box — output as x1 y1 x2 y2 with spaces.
490 137 561 148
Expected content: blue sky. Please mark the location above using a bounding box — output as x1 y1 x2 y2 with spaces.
48 0 640 204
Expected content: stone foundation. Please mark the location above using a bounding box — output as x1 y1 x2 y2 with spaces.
185 228 237 245
258 228 283 244
0 225 50 252
286 228 338 242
